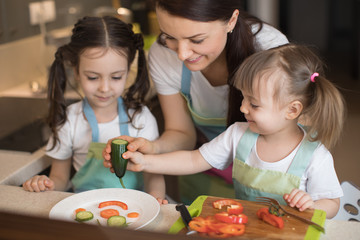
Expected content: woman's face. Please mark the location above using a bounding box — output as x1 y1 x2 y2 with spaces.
156 7 237 72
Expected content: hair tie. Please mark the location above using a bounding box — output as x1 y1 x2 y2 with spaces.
310 72 319 82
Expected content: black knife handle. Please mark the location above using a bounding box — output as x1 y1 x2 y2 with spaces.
175 203 192 226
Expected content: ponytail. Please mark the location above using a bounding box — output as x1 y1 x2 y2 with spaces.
47 47 69 150
123 31 150 127
303 75 346 149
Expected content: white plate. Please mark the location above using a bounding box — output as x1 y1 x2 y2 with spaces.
49 188 160 229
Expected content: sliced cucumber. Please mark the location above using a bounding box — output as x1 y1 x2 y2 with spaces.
107 215 127 227
75 211 94 222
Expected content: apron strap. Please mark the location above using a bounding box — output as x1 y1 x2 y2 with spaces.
117 97 130 136
235 128 258 163
181 63 192 104
235 126 318 177
287 136 319 177
83 98 100 142
83 97 129 142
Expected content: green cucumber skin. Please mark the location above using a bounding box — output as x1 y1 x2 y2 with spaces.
111 140 129 179
75 211 94 222
107 215 126 227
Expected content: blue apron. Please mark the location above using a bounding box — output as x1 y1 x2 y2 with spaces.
179 64 234 204
233 128 319 205
71 97 143 193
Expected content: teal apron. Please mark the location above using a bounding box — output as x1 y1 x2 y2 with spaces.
233 128 319 205
71 97 143 193
179 64 235 204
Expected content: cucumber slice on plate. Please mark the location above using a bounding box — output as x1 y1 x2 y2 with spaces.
107 215 127 227
75 211 94 222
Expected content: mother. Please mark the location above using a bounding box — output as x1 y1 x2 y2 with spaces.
104 0 288 203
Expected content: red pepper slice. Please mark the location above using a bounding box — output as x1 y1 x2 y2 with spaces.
213 199 244 215
98 200 128 210
207 231 233 238
218 223 245 236
188 217 209 233
206 222 229 233
256 207 284 229
215 212 248 224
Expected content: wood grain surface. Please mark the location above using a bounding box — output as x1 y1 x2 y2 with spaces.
179 196 316 239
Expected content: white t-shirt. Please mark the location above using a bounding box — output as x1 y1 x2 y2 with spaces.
46 101 159 171
199 122 343 201
149 23 289 119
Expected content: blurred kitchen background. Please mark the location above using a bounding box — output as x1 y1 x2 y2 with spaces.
0 0 359 189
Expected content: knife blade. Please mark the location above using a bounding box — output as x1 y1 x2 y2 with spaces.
175 203 197 235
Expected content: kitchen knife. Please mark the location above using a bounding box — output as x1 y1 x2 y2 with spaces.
175 203 197 235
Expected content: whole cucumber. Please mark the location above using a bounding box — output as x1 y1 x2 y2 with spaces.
111 139 129 179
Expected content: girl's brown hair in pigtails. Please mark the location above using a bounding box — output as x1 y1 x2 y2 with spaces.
47 46 69 150
123 30 150 122
303 72 346 149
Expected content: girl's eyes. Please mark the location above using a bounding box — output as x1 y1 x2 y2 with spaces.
112 76 123 80
86 76 123 81
250 103 259 109
87 76 97 81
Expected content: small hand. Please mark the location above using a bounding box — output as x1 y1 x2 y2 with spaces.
22 175 55 192
284 189 315 212
156 198 169 205
102 136 154 171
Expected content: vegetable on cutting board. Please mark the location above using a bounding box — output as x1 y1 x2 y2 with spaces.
111 139 129 188
257 207 284 229
212 199 244 215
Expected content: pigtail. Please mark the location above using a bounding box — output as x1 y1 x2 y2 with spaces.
47 47 68 150
303 75 345 149
123 31 150 126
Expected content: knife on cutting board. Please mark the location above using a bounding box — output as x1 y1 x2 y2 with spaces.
175 203 197 235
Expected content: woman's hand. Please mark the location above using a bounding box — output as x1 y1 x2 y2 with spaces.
22 175 55 192
283 189 314 212
102 136 155 171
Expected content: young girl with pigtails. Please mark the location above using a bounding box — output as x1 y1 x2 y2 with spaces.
106 44 345 218
22 16 167 204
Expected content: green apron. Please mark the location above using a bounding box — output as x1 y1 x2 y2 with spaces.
233 127 319 205
179 64 234 204
71 97 143 193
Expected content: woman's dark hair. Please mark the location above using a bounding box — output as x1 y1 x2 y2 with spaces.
47 16 150 150
154 0 263 126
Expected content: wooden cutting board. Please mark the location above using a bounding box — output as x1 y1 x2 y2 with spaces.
173 195 325 239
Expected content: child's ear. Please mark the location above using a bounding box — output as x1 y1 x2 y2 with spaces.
286 100 303 120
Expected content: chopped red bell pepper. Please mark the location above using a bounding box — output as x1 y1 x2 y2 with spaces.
213 199 244 215
218 223 245 236
256 207 284 229
188 217 209 233
98 200 128 210
215 212 248 224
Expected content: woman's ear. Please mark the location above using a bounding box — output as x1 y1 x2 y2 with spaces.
286 100 303 120
227 9 239 33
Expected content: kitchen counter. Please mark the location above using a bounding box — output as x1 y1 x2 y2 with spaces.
0 148 50 186
0 185 359 239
